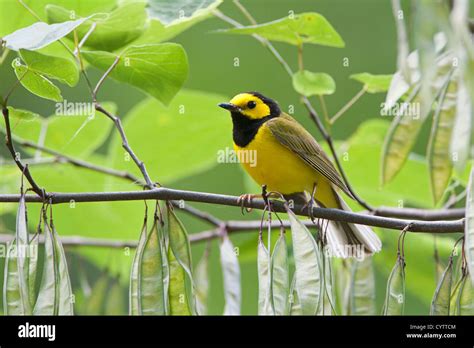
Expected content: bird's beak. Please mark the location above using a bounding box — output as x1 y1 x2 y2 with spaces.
218 102 241 112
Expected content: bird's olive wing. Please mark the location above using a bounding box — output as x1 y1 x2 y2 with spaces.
266 114 354 199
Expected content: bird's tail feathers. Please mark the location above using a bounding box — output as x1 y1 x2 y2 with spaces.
323 191 382 259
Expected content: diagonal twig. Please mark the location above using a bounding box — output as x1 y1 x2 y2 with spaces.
1 107 44 197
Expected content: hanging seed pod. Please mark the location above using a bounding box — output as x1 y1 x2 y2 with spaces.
168 203 196 315
220 234 241 315
129 214 148 315
382 254 406 315
140 218 166 315
430 255 454 315
257 237 272 315
287 208 322 315
195 243 210 316
270 231 290 315
348 257 376 315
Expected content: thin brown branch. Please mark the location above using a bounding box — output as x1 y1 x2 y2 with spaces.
374 206 465 220
92 55 120 101
90 55 156 190
233 0 257 25
302 89 372 211
94 104 155 189
20 139 142 185
74 22 97 56
1 107 44 197
0 189 464 233
330 86 367 125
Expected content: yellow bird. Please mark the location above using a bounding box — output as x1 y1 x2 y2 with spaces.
219 92 381 258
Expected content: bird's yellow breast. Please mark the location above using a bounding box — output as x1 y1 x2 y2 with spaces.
234 123 321 195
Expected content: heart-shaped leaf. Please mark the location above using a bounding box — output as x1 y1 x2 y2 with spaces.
292 70 335 96
82 43 188 105
12 59 62 102
4 17 90 51
46 3 147 51
350 73 392 94
20 49 79 87
220 12 344 47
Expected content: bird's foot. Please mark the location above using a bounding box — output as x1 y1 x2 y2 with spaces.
302 183 318 223
237 193 260 214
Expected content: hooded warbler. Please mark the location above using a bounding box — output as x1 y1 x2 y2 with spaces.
219 92 381 258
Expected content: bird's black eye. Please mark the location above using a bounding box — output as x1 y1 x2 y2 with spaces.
247 100 257 109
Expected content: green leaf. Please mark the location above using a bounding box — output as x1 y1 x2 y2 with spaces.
3 17 91 51
270 233 290 315
2 103 116 158
0 0 117 38
12 59 62 102
46 3 148 51
7 107 40 122
20 49 79 87
140 218 166 315
350 73 392 94
464 168 474 285
1 107 43 148
44 105 115 157
129 216 147 315
292 70 335 96
108 90 232 185
195 249 210 315
148 0 220 25
287 208 322 315
3 241 24 315
16 191 32 315
430 256 454 315
220 235 241 315
348 258 376 315
135 0 221 44
257 238 272 315
220 12 345 47
427 77 457 203
382 256 405 315
82 43 188 105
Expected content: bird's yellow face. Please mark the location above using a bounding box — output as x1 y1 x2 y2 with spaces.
220 93 271 119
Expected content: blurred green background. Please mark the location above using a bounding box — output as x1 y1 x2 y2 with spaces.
0 0 465 315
